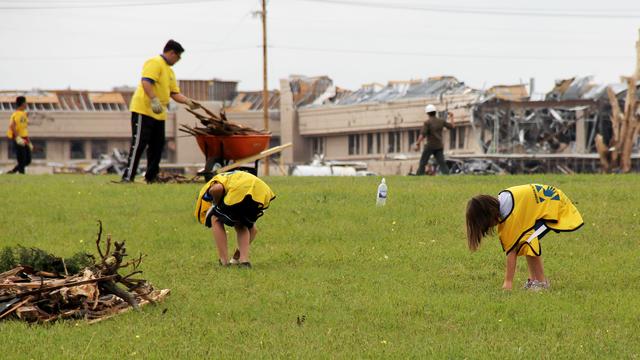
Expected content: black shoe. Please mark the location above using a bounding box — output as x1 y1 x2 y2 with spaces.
218 259 230 267
237 262 252 269
112 179 132 184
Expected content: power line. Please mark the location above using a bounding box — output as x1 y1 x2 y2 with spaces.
298 0 640 19
270 45 630 61
0 46 259 61
0 0 227 10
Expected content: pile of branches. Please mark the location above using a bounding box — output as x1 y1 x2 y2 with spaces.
595 77 639 173
179 102 269 137
0 221 169 324
154 172 200 184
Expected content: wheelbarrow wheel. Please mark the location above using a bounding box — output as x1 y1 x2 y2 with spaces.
203 157 224 181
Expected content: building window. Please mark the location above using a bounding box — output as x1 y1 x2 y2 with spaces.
311 137 324 155
70 140 86 159
457 126 466 149
31 139 46 159
376 133 381 154
449 128 457 149
162 140 176 162
348 134 360 155
366 133 374 154
408 129 420 150
7 140 16 159
387 131 401 153
91 140 108 159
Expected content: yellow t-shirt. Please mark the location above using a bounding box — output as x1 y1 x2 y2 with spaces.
129 55 180 120
194 171 276 225
6 110 28 138
498 184 583 256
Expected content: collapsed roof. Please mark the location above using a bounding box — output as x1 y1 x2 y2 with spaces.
315 76 478 106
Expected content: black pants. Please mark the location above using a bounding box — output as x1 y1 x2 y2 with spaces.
122 112 165 182
9 141 31 174
416 147 449 175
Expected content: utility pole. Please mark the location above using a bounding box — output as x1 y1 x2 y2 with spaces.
261 0 270 175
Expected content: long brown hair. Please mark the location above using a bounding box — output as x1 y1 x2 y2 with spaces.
465 195 500 251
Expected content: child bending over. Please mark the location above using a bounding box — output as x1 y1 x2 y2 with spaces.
466 184 583 290
195 171 275 268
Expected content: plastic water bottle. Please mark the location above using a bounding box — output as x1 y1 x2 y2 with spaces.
376 178 387 207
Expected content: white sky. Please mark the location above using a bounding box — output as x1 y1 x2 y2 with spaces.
0 0 638 96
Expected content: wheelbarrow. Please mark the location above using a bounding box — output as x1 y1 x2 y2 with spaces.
195 133 272 180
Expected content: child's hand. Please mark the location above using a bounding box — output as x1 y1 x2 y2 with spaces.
502 281 512 290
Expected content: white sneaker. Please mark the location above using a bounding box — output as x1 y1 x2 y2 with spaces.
529 279 550 291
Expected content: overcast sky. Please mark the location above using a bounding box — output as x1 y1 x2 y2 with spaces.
0 0 638 96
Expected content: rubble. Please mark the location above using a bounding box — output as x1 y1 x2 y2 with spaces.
328 76 476 106
0 221 169 324
472 98 597 155
154 172 200 184
179 102 269 137
597 77 640 172
85 148 134 176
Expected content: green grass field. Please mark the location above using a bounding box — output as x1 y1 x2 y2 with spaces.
0 174 638 359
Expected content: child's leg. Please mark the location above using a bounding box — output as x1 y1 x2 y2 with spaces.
211 219 229 264
232 226 258 261
235 224 251 263
525 256 545 282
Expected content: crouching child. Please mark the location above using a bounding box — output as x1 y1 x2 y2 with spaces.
465 184 583 290
194 171 275 268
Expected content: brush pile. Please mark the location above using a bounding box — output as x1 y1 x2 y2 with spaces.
154 172 200 184
0 221 169 324
179 102 269 137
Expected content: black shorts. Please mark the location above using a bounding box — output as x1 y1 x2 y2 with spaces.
204 196 265 229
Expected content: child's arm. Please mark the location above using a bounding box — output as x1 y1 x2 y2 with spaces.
503 251 517 290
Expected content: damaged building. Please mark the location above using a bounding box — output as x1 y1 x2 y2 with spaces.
1 74 638 175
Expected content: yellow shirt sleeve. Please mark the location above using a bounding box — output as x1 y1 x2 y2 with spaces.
141 58 162 82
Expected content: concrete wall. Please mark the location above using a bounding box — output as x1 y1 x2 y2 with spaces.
295 93 479 165
0 110 178 165
280 79 308 164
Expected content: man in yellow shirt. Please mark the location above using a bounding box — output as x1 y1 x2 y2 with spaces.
121 39 199 183
6 96 32 174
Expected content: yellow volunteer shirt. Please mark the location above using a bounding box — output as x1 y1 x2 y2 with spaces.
194 171 275 225
498 184 583 256
6 110 28 138
129 55 180 120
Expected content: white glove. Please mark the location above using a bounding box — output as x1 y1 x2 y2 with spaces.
28 142 34 151
185 98 200 110
151 97 163 114
15 136 25 146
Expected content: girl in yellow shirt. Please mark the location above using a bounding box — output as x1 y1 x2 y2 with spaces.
465 184 583 291
195 171 275 268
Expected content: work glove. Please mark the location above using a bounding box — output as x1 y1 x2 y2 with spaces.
150 97 163 114
15 136 25 146
185 98 200 110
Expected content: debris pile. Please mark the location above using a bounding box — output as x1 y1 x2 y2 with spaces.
0 222 169 324
154 172 200 184
595 78 639 173
179 102 269 137
85 149 134 176
473 89 597 155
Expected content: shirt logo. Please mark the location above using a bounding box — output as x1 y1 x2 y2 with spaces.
534 184 560 202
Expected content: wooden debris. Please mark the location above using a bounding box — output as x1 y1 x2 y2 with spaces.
600 78 639 173
154 172 200 184
179 101 270 137
0 221 169 323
